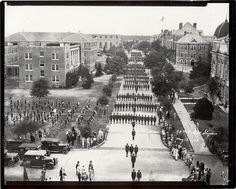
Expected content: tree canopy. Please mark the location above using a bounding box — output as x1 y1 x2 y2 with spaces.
95 63 103 77
189 60 211 80
208 77 221 103
104 56 126 75
30 78 49 98
137 41 151 55
97 95 109 106
193 97 214 120
79 126 92 139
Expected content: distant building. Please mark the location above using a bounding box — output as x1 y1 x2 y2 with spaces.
89 34 122 51
121 35 152 43
5 32 97 88
211 19 229 107
175 33 210 67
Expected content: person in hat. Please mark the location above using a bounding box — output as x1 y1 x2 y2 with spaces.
132 129 136 140
134 145 139 156
129 144 134 156
131 153 136 168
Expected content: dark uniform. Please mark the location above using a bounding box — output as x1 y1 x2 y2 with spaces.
125 144 129 157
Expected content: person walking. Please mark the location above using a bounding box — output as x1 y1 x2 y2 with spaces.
76 161 80 175
131 169 136 181
206 168 211 185
137 170 142 181
134 145 139 156
129 144 134 156
125 143 129 157
131 153 136 168
132 129 136 140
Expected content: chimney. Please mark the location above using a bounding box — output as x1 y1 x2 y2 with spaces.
193 23 197 29
179 23 183 29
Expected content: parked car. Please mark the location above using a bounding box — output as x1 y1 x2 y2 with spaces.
22 150 57 169
18 143 42 158
4 149 20 167
41 138 70 154
5 139 23 153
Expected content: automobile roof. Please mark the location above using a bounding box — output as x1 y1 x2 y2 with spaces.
41 138 60 142
24 150 47 156
19 143 41 148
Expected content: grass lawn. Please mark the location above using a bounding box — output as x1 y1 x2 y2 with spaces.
184 103 229 153
166 106 194 152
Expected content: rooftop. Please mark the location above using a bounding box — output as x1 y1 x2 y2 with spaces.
176 33 208 44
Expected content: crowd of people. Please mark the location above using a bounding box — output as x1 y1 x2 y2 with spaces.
124 80 149 85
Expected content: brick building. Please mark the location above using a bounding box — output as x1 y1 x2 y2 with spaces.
5 44 19 79
5 32 97 88
211 19 229 107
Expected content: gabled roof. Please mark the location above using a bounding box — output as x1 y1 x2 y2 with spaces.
176 34 208 44
174 22 200 36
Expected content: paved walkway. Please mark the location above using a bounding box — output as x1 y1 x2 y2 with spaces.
173 98 211 155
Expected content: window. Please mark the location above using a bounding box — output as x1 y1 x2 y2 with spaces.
105 36 107 38
180 53 183 57
66 53 69 58
110 42 113 48
52 75 59 82
39 51 44 57
52 53 59 60
116 36 118 39
25 74 33 82
99 42 102 48
25 63 32 71
11 57 13 62
25 52 32 59
110 36 113 38
40 60 44 67
52 64 59 71
14 56 17 61
100 36 102 38
40 70 45 77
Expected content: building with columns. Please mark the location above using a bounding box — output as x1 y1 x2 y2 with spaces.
5 32 97 88
210 19 229 107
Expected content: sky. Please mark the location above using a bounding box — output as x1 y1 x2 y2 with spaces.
5 3 229 37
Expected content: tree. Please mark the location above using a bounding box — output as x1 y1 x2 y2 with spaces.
123 41 135 52
144 49 166 69
82 73 93 89
159 96 172 111
189 61 211 80
115 49 128 64
66 71 79 88
103 85 112 96
12 119 43 139
97 95 109 106
208 77 221 104
193 98 214 120
30 78 49 99
95 63 103 77
104 56 126 75
79 126 92 139
137 41 151 55
151 75 173 97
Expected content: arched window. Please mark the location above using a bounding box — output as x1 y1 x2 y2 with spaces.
99 42 102 48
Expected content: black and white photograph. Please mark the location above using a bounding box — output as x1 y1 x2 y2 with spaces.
3 2 231 186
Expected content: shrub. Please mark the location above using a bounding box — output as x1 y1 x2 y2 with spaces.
184 81 194 93
97 95 109 106
79 126 92 139
103 85 112 96
111 74 117 82
193 97 214 120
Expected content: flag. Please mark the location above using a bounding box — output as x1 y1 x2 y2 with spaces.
161 16 164 22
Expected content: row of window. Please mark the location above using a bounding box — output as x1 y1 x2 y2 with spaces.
25 74 59 82
6 56 18 63
99 35 119 39
180 53 200 58
25 52 59 60
25 63 59 71
179 45 206 50
5 48 18 54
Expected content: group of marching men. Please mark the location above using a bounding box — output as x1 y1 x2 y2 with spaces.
109 113 157 125
116 93 153 102
124 80 149 85
123 76 149 81
122 84 150 91
113 103 157 113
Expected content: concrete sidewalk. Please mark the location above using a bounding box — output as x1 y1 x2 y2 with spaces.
173 98 211 155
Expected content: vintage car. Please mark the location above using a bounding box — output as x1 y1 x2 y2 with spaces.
22 150 57 169
18 143 42 158
41 138 70 154
4 149 20 167
5 139 23 153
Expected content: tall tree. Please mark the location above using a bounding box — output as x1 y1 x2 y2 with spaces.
95 63 103 77
104 56 126 75
137 41 151 55
30 78 49 99
208 77 221 104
